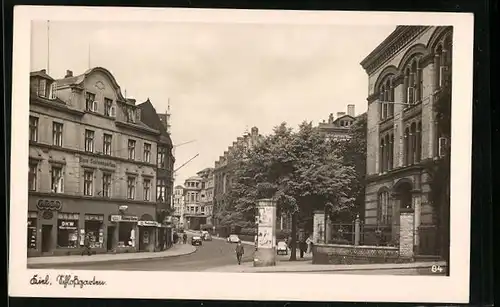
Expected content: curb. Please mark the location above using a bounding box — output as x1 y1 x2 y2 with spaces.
27 246 198 269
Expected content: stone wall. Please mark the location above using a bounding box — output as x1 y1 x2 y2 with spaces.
312 244 401 265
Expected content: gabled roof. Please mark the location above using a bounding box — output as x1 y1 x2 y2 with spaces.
137 99 173 146
30 70 54 81
55 67 127 103
334 114 356 123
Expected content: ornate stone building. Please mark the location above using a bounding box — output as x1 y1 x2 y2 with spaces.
28 67 161 256
360 26 452 256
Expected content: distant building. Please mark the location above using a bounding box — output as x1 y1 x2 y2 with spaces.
360 26 452 256
28 67 160 256
197 167 215 226
173 185 185 227
317 104 357 141
183 175 205 230
213 127 263 228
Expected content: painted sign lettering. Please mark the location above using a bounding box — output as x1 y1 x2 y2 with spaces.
80 157 117 168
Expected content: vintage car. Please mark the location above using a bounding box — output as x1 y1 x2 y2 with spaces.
191 236 203 246
276 241 288 255
227 234 241 243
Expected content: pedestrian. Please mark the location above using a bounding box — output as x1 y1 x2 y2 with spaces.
82 233 92 256
299 239 307 258
306 234 313 253
183 233 187 244
235 241 244 265
173 232 179 244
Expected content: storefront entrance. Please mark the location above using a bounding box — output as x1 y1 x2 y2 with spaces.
107 226 115 251
41 224 52 253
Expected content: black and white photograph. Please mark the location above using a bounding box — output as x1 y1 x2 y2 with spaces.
9 7 473 303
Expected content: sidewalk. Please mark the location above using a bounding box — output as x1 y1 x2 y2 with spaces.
204 259 447 273
27 243 196 268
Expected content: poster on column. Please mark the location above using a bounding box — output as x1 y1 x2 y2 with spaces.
257 226 273 248
258 207 273 226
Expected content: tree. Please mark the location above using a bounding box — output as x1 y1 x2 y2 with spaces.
225 121 357 261
333 113 368 222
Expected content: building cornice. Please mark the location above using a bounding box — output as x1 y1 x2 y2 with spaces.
360 26 431 76
30 96 85 117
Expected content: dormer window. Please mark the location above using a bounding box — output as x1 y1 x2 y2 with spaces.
86 92 97 112
38 79 47 98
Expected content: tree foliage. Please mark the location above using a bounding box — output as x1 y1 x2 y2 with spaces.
220 121 358 260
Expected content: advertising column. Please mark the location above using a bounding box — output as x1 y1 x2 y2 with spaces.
254 199 277 267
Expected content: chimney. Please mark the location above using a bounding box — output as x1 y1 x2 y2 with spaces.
337 112 346 118
65 70 73 78
347 104 355 117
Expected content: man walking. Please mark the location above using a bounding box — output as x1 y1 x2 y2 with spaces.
235 241 244 265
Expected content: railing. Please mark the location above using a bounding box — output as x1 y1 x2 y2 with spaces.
360 223 397 247
329 222 356 245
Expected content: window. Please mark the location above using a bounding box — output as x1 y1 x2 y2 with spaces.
104 98 113 116
378 77 395 120
83 170 93 196
57 212 79 248
84 129 95 152
84 214 104 248
157 179 166 201
143 143 151 163
128 140 136 160
127 177 136 199
28 163 37 191
85 92 96 111
103 134 112 155
29 116 38 142
404 58 423 106
435 36 452 90
52 122 63 146
143 179 151 201
118 223 135 247
404 128 410 166
49 83 57 100
38 79 47 97
102 173 111 197
27 212 37 249
201 206 205 213
51 166 64 193
377 191 392 225
157 147 165 168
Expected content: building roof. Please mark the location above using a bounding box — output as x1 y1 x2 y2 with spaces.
186 176 202 181
30 69 55 81
137 99 173 146
174 185 184 189
55 67 128 103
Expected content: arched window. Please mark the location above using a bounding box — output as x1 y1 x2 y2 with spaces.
404 127 410 166
384 134 390 172
435 36 452 90
404 58 423 106
410 122 417 164
389 134 394 170
377 190 392 225
378 76 395 121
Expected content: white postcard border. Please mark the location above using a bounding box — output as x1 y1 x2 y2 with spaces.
9 6 473 303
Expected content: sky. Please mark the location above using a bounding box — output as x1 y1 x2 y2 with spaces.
30 20 395 186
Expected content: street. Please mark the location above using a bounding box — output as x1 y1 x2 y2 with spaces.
44 235 254 271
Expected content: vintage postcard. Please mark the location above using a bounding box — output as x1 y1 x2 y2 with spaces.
9 6 473 303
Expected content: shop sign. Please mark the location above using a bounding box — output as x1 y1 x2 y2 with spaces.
36 199 62 211
80 157 117 168
85 214 104 221
110 215 138 222
138 220 159 227
58 220 77 230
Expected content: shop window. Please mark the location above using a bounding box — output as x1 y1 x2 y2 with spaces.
143 143 151 163
84 214 104 248
29 116 38 142
84 129 95 152
103 134 112 155
83 170 94 196
118 223 135 247
128 139 136 160
51 166 64 193
57 213 79 248
27 211 38 249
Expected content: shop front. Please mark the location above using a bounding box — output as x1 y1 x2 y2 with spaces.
137 214 158 252
27 195 157 257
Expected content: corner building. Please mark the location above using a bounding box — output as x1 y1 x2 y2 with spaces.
360 26 452 256
28 67 161 257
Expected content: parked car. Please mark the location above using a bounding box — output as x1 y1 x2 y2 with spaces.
276 241 288 255
191 236 203 246
202 233 212 241
227 234 241 243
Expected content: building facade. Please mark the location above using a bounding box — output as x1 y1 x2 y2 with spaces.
317 104 357 141
138 98 175 249
360 26 452 256
28 67 161 257
173 185 185 228
182 175 205 230
197 167 215 226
